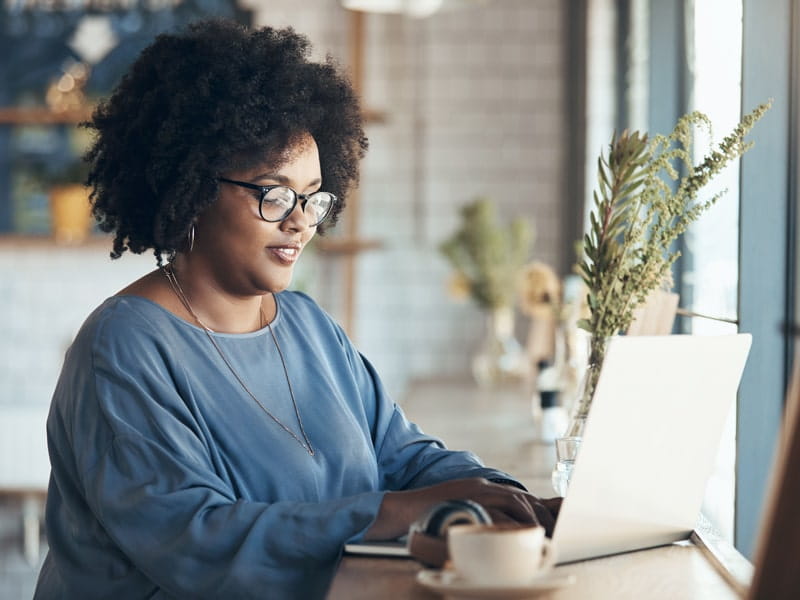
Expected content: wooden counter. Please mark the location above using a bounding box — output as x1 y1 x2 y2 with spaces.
329 533 746 599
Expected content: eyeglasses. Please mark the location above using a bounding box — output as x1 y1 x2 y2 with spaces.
218 177 337 227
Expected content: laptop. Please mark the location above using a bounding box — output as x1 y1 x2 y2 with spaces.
551 333 752 564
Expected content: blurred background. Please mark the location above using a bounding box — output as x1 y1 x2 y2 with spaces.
0 0 797 597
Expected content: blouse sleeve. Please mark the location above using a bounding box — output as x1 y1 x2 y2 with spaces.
331 323 523 493
57 312 385 599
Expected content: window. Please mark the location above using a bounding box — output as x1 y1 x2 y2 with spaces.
593 0 796 556
686 0 743 545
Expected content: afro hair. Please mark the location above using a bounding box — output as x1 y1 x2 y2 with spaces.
86 18 368 264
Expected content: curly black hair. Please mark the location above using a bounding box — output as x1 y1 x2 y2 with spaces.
86 18 368 264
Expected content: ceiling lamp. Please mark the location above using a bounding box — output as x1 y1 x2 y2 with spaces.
342 0 483 19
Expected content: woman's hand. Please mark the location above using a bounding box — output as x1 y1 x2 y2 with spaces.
364 477 562 541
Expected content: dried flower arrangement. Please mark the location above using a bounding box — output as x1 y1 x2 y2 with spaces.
571 100 772 430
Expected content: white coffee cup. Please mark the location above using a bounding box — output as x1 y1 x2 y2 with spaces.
447 523 553 585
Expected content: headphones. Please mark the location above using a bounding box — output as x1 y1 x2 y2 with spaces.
407 499 492 567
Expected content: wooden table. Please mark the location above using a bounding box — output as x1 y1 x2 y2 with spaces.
329 534 747 599
328 378 751 599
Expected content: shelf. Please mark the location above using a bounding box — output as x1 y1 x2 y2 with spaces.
0 107 94 125
0 106 385 257
0 106 386 126
0 233 110 250
314 236 383 255
0 234 384 256
363 108 387 124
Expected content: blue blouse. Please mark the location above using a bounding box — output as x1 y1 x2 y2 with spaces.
34 291 517 599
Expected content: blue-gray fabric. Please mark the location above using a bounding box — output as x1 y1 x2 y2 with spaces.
34 292 516 599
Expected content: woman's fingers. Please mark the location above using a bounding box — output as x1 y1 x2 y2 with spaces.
367 478 559 541
485 509 518 525
529 500 557 536
541 496 563 519
475 484 563 536
500 490 540 524
467 481 541 525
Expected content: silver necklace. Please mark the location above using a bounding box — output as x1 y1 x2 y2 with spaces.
162 263 315 456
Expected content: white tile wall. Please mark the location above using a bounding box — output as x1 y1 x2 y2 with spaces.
0 246 153 408
348 1 567 394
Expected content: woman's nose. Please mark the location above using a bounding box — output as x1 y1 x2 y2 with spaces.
280 199 312 233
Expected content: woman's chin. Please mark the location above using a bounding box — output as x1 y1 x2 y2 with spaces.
261 272 294 295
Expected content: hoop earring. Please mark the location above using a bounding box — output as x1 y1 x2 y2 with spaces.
186 224 195 253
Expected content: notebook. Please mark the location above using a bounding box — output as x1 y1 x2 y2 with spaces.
343 538 409 557
551 334 752 564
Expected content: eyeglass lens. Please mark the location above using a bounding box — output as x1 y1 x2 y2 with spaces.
261 186 333 226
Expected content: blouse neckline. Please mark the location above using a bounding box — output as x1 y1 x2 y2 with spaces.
111 293 282 339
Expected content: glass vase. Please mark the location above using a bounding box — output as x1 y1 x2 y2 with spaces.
551 433 582 497
551 335 609 495
471 306 528 387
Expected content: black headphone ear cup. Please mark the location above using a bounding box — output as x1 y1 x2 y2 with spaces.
419 499 493 537
407 499 493 567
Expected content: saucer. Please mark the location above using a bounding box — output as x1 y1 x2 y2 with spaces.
416 568 576 599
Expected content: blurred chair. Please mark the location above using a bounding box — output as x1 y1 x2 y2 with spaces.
627 289 680 336
0 405 50 564
745 330 800 599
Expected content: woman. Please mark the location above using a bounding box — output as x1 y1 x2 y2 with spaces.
35 19 557 599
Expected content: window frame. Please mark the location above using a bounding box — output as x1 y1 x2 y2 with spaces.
735 0 796 558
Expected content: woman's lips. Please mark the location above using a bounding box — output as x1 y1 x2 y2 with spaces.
268 245 301 265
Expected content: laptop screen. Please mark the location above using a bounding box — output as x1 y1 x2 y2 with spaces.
552 334 751 564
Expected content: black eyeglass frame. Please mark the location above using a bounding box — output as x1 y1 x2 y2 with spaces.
218 177 337 227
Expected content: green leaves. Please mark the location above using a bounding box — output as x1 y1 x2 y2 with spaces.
440 198 533 310
579 128 650 340
581 101 771 347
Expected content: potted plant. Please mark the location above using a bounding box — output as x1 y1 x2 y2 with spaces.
440 198 533 386
35 154 93 244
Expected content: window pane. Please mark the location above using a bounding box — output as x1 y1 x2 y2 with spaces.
688 0 743 544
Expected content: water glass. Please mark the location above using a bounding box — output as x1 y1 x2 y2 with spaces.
551 436 582 496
